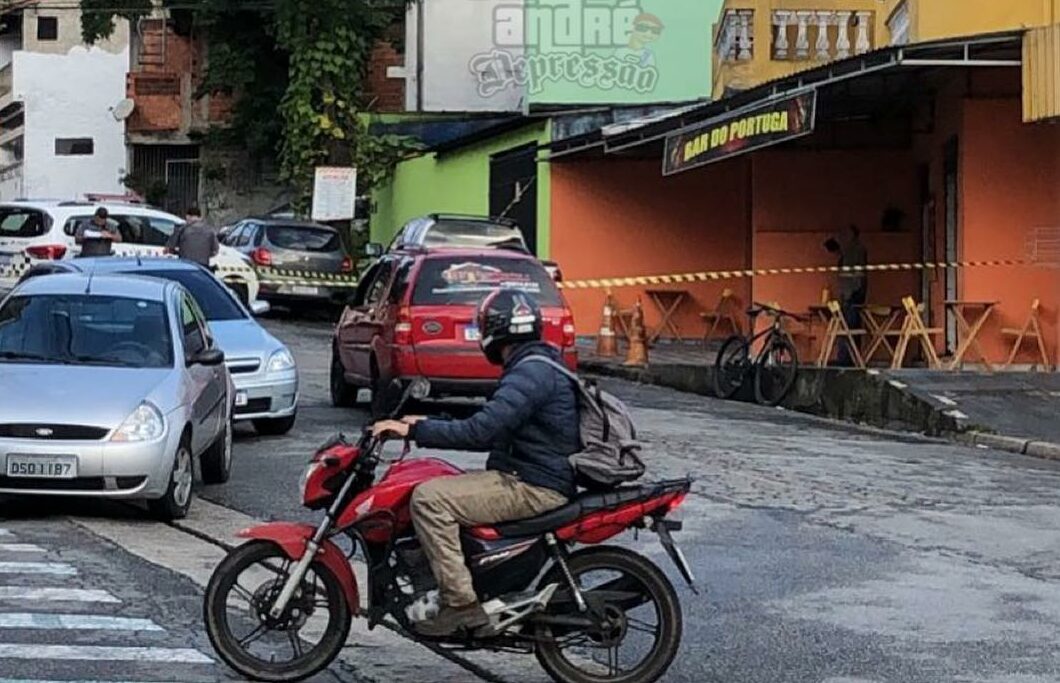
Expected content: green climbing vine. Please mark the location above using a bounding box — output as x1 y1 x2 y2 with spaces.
81 0 418 214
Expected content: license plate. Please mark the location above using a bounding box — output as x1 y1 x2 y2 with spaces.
6 455 77 479
284 285 319 296
464 325 481 342
235 391 248 407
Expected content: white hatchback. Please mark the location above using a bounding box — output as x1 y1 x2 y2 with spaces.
0 200 259 303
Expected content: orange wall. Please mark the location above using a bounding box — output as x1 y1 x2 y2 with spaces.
960 98 1060 365
551 157 752 337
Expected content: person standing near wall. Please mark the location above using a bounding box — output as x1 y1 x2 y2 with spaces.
825 225 868 366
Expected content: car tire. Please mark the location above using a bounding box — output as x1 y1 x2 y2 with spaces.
252 413 296 436
330 348 358 408
227 281 249 307
201 417 233 485
147 436 194 521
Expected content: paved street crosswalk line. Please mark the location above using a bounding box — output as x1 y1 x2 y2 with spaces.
0 587 119 603
0 644 212 663
0 544 45 553
0 562 75 576
0 613 162 631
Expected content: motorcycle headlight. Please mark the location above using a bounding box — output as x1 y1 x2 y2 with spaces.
267 348 295 374
111 402 165 442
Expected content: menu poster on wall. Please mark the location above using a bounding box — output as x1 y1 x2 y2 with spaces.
311 166 357 221
662 91 817 176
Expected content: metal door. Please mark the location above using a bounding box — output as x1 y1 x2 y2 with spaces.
489 144 538 255
165 159 201 216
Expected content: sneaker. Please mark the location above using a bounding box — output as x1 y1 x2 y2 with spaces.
415 602 489 637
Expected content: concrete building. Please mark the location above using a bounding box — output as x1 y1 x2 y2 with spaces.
0 0 129 201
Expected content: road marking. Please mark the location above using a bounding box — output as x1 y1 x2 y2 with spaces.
932 394 958 406
0 587 119 603
0 544 45 553
0 562 75 575
0 644 212 663
0 613 162 631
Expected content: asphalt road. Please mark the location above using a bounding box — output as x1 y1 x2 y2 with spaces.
5 312 1060 682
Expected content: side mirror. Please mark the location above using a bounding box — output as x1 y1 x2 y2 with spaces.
189 347 225 367
364 242 384 258
250 300 270 316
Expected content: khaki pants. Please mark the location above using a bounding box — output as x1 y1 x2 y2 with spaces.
410 471 568 608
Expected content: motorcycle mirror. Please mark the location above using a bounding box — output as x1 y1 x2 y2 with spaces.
409 377 431 401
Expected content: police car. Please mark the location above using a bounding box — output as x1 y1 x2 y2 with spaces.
0 200 259 303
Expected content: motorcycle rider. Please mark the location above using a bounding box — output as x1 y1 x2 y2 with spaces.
371 288 579 637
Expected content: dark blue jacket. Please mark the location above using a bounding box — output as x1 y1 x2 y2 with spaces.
410 342 578 497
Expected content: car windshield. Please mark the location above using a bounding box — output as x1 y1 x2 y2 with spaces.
266 225 340 252
0 294 173 368
133 269 246 321
412 256 562 307
0 207 49 238
422 221 526 250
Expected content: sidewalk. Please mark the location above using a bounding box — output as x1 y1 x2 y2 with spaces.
577 338 1060 461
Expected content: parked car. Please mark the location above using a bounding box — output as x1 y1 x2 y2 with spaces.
18 258 298 435
368 214 563 281
0 200 260 304
330 247 577 413
221 218 353 307
0 272 233 520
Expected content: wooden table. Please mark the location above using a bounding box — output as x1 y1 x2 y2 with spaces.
645 289 691 344
945 300 999 371
859 304 903 364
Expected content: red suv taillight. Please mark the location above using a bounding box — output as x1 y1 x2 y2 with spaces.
395 307 413 345
26 245 67 260
251 247 272 267
340 256 353 273
561 312 576 348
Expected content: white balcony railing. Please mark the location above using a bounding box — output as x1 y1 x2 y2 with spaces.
717 9 755 63
772 10 874 61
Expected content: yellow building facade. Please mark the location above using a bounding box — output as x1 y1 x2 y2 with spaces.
713 0 1060 99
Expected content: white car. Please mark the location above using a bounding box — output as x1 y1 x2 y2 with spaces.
0 200 260 303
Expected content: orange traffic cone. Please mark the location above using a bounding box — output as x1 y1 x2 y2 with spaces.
596 291 618 358
623 299 649 367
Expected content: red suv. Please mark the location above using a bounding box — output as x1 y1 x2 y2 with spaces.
330 248 577 411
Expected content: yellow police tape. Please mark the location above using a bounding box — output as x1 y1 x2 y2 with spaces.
556 259 1030 290
214 265 360 289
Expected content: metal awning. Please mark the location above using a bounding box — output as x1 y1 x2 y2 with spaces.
601 31 1024 158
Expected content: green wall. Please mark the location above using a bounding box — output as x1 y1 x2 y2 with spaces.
371 120 553 257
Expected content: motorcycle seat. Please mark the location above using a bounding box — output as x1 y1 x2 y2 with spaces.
490 481 686 539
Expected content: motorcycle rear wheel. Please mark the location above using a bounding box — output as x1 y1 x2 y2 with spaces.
534 546 682 683
204 540 352 682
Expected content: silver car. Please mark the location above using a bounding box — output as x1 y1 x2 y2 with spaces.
18 258 299 434
0 273 233 520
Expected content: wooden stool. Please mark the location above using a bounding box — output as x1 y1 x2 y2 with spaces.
700 288 742 347
615 305 636 341
892 297 943 369
1002 299 1052 371
817 300 866 368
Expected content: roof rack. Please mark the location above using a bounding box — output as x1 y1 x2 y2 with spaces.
427 213 518 227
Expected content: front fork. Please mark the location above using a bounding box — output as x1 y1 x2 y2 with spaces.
268 518 330 619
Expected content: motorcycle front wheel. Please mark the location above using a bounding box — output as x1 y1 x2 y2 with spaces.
204 540 352 682
534 546 682 683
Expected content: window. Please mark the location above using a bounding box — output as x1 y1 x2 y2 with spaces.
388 259 414 305
181 296 207 357
237 225 255 247
63 216 119 237
222 225 243 247
55 138 94 156
264 225 341 252
135 269 245 322
36 16 58 41
365 261 394 308
110 214 178 247
412 256 562 307
0 208 49 238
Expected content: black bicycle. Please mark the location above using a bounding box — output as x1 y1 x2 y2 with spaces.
713 303 800 407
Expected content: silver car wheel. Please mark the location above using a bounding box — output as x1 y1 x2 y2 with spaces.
173 446 193 509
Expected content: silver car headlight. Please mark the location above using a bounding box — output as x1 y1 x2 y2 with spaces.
267 348 296 374
111 402 166 442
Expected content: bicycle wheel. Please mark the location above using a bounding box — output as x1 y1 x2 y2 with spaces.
713 335 751 399
753 334 799 407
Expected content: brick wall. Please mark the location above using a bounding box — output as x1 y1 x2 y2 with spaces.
366 40 405 112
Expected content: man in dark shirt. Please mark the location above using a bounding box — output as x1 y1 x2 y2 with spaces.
74 207 122 257
825 225 869 366
165 206 219 268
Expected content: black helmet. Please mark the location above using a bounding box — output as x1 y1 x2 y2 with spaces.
477 289 542 365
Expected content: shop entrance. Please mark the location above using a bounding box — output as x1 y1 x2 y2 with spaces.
489 144 538 255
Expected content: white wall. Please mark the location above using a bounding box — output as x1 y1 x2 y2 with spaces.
407 0 526 112
11 45 128 200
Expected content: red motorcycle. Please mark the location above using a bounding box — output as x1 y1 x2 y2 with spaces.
204 380 697 683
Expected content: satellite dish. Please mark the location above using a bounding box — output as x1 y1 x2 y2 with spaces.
110 98 135 121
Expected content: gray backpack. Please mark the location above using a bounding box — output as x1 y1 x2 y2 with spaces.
520 356 646 491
